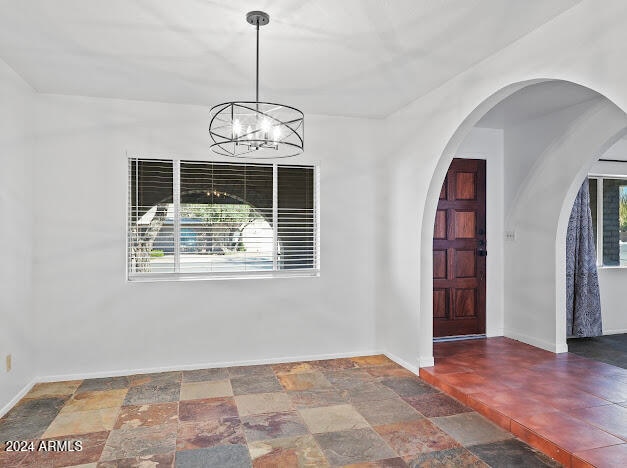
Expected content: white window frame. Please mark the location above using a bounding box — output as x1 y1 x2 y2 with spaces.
126 158 320 282
587 174 627 269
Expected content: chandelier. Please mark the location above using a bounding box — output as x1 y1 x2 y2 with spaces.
209 11 304 158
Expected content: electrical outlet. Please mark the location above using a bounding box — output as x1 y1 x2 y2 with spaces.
505 231 516 241
6 354 11 372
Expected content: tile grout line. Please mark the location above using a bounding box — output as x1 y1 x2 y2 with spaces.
562 402 627 443
2 355 575 466
421 352 627 467
421 368 573 465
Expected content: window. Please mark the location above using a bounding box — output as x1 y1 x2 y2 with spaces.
128 158 319 280
589 176 627 266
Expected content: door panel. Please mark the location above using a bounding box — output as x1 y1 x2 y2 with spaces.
453 289 477 317
434 211 447 239
433 158 486 337
433 250 447 279
454 250 476 278
454 211 476 238
433 289 448 318
456 172 476 199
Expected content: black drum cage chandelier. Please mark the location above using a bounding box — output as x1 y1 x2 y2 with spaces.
209 11 304 158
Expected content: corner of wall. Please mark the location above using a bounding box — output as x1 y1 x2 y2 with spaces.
0 57 37 413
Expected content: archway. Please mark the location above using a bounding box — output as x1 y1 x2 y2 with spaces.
419 79 627 366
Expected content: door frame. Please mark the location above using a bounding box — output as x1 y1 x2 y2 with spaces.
422 143 505 363
433 157 487 338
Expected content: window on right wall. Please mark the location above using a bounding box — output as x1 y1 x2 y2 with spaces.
589 177 627 266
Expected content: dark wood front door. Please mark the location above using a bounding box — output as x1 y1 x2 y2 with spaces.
433 158 486 338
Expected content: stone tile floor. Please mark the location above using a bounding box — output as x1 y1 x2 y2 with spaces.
421 338 627 468
0 354 560 467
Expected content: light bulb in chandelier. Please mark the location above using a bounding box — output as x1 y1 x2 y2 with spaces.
232 119 242 138
260 118 271 136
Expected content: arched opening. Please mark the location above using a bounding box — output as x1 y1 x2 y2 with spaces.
420 79 627 365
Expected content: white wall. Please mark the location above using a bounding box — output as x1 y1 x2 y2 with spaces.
590 154 627 334
464 99 627 350
30 94 381 380
505 100 626 352
596 270 627 334
497 97 626 351
595 139 627 162
0 59 35 413
504 98 602 217
382 0 627 368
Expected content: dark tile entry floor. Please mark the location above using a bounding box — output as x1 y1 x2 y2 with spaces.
0 355 559 467
567 333 627 369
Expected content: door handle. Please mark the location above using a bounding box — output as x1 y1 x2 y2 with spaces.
477 250 487 257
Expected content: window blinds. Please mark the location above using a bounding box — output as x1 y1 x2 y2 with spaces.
128 158 318 279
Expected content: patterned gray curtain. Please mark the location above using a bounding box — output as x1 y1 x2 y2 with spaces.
566 180 602 337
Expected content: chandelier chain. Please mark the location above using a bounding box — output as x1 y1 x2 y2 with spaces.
256 20 260 104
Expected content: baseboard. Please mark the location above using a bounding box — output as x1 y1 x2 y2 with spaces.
603 328 627 335
504 329 567 353
383 351 420 374
554 342 568 353
486 328 504 338
418 356 435 368
36 349 384 384
5 349 426 417
0 379 36 419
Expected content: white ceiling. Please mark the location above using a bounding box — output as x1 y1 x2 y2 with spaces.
599 136 627 160
0 0 582 118
476 81 601 129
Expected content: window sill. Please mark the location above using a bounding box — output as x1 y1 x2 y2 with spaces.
597 265 627 270
127 269 320 283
